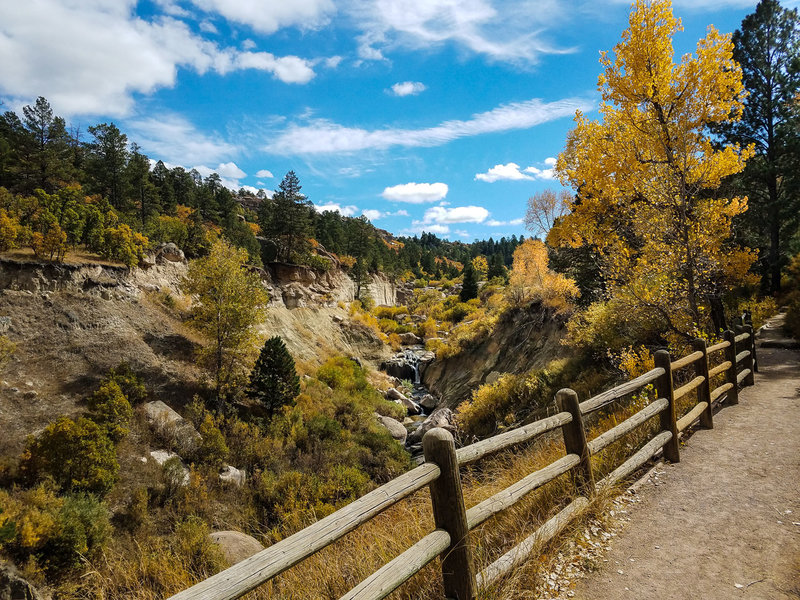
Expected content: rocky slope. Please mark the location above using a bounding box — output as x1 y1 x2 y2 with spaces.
422 303 568 408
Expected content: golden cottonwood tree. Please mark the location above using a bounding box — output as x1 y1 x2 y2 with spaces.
550 0 756 341
185 239 268 404
507 239 579 312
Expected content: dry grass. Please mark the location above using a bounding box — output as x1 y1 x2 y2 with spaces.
73 387 677 600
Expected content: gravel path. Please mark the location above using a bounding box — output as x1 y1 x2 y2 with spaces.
572 314 800 600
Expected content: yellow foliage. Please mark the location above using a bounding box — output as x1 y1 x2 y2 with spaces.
551 0 756 338
0 209 23 251
471 255 488 279
507 239 578 312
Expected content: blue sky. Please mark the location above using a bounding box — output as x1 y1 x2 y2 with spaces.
1 0 790 241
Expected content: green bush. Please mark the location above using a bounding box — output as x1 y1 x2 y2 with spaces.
87 380 132 442
21 417 119 496
104 362 147 404
174 516 227 575
247 336 301 418
197 413 229 466
44 494 111 572
317 356 368 392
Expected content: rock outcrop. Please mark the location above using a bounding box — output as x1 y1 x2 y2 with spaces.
374 413 408 444
0 562 44 600
144 401 202 455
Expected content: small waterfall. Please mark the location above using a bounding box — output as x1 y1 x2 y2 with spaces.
403 349 421 384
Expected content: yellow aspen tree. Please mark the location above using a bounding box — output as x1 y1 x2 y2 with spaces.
550 0 757 339
508 239 579 311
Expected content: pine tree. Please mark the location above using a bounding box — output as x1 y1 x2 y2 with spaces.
247 336 300 418
460 262 478 301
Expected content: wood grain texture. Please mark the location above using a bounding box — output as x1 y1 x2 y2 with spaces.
476 497 590 589
167 462 441 600
579 368 664 415
736 350 751 364
671 350 704 371
557 389 595 496
455 412 571 466
339 530 450 600
599 431 673 488
673 375 705 401
677 401 709 432
692 338 713 429
707 340 730 354
710 383 733 404
654 350 680 463
708 361 732 379
737 368 752 385
466 454 579 529
723 330 739 405
587 398 668 455
424 428 476 600
735 332 750 343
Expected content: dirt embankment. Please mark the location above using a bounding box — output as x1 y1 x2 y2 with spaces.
422 303 568 408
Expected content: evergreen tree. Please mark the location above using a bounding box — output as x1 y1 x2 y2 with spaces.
487 253 507 281
460 262 479 301
264 171 313 262
718 0 800 292
247 336 300 418
87 122 129 210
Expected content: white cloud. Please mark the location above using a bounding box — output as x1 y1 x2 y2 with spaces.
476 158 558 182
240 185 260 194
264 97 590 155
215 161 246 179
362 208 410 220
188 0 335 34
255 169 274 178
475 162 533 183
421 205 489 224
382 182 449 204
389 81 426 97
315 202 360 217
406 223 451 235
241 39 257 50
0 1 323 117
487 218 524 226
199 19 218 34
350 0 572 65
126 114 238 165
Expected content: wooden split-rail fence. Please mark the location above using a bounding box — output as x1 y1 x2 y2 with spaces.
169 319 758 600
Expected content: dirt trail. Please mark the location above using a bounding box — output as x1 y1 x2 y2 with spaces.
572 313 800 600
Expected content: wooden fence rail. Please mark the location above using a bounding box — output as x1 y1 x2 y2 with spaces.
168 323 759 600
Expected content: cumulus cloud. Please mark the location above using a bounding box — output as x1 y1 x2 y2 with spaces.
420 205 489 224
215 161 246 179
264 98 590 155
0 0 323 117
255 169 274 178
405 223 451 235
315 202 360 216
389 81 426 96
475 162 533 182
382 182 448 204
188 0 335 34
349 0 572 65
476 157 558 182
126 114 238 165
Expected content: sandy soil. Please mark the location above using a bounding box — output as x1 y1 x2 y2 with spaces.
571 314 800 599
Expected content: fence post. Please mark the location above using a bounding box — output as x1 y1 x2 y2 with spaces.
745 323 758 378
743 311 759 374
735 324 756 387
723 329 739 405
423 428 476 600
556 389 595 497
692 338 713 429
654 350 680 462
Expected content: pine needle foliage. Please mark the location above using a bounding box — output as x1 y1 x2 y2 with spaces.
247 336 301 418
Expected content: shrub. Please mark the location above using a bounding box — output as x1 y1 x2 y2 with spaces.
317 356 368 392
197 413 229 466
104 362 147 404
0 209 23 251
378 318 399 334
174 516 227 575
87 380 132 442
20 417 119 496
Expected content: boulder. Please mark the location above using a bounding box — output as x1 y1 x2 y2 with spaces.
209 531 264 566
374 413 407 444
386 387 407 401
219 465 246 486
406 408 455 445
399 332 423 345
144 401 202 455
149 450 190 486
418 394 439 411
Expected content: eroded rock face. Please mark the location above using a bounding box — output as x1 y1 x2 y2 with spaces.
155 243 186 264
399 332 423 345
209 531 264 565
374 413 407 444
144 401 202 455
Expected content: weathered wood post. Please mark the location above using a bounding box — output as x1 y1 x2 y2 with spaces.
736 323 756 387
692 338 713 428
745 323 758 379
556 388 595 496
423 428 476 600
743 311 759 374
723 329 739 405
654 350 680 462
